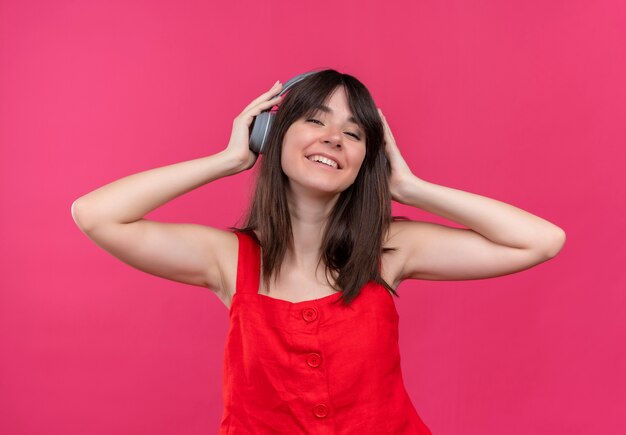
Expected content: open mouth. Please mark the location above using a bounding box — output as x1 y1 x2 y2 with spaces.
305 155 341 170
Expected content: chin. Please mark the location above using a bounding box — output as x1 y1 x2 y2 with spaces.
287 180 346 197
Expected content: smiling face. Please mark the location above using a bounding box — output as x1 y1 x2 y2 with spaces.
280 86 367 199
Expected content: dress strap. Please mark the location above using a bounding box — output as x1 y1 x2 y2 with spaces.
234 230 261 295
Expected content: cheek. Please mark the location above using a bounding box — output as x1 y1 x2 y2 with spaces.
280 142 304 176
281 130 310 162
281 141 297 164
280 148 291 174
353 146 367 169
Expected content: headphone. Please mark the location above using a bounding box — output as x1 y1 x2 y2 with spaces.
248 70 321 154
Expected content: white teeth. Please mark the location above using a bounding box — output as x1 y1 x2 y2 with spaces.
307 155 338 169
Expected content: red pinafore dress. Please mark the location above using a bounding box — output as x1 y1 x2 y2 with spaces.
219 230 432 434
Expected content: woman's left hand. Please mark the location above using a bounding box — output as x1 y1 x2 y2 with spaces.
378 108 419 204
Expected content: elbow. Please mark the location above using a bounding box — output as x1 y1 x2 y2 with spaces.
71 200 80 220
71 200 81 224
544 228 566 258
71 199 93 232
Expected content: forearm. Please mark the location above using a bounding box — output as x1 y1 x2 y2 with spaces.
398 175 566 253
72 150 245 230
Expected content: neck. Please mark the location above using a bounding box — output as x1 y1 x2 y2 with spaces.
284 184 339 272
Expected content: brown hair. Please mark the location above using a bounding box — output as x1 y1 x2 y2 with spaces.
232 69 404 306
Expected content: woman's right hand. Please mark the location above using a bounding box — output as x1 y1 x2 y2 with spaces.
224 80 284 172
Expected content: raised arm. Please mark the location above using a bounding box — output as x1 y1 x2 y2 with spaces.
71 80 285 300
377 108 566 284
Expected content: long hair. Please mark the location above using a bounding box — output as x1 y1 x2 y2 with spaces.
232 69 402 306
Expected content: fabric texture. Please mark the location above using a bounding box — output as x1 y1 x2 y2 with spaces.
219 229 432 434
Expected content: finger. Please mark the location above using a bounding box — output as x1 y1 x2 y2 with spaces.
378 108 386 121
242 94 283 117
242 82 283 113
379 112 395 140
240 95 284 123
378 108 392 132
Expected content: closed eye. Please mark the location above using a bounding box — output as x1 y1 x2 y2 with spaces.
305 118 362 140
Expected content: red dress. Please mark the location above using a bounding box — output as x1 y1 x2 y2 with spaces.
219 230 432 434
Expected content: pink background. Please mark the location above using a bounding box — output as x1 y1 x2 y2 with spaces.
1 0 624 434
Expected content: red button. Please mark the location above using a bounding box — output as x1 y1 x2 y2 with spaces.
306 352 322 368
313 403 328 418
301 307 318 322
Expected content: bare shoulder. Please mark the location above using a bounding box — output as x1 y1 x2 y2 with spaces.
383 219 426 244
381 218 560 283
381 220 414 289
381 219 440 287
208 228 239 307
72 215 242 307
211 229 267 309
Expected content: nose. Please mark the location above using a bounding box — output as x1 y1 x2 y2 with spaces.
321 130 343 148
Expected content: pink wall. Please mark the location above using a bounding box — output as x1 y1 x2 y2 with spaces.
1 0 624 434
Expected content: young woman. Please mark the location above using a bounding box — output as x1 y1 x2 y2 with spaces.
72 69 566 434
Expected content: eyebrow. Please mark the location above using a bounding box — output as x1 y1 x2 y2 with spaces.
312 104 361 128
